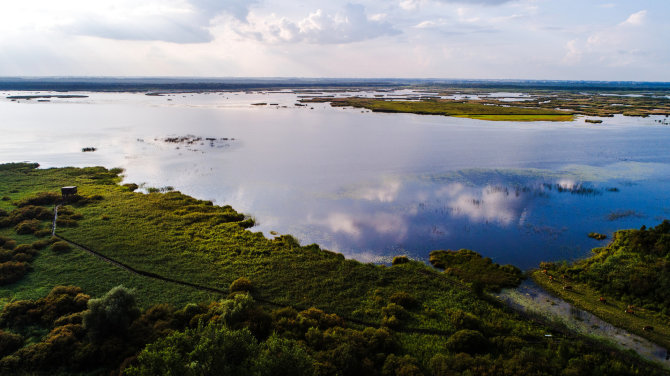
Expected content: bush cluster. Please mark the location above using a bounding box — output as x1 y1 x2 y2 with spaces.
0 205 52 228
429 249 524 292
17 192 61 207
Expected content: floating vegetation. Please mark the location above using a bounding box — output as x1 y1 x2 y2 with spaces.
585 119 603 124
6 95 88 100
607 210 645 221
81 147 97 152
153 135 236 152
146 186 174 193
587 232 607 240
542 183 600 195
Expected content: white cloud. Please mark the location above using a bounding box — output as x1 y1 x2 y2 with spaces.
62 0 259 43
241 3 400 44
562 39 582 64
399 0 421 11
620 10 646 26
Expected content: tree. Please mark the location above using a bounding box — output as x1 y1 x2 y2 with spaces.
83 286 140 342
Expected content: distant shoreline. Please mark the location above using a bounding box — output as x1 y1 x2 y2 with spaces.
1 77 670 92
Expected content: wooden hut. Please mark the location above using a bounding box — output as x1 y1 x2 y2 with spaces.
61 186 78 198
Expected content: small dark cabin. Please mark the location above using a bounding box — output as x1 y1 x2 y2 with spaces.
61 186 78 197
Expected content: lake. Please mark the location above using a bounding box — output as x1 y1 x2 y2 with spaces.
2 90 669 269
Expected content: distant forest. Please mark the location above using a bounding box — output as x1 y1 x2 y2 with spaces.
1 77 669 92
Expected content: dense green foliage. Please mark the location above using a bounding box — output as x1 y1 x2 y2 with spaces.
429 249 524 292
542 221 670 314
0 163 667 375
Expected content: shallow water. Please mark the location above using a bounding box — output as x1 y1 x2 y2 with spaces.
1 90 669 268
498 280 669 367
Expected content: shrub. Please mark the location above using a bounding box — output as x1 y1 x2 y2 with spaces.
381 315 401 329
56 218 78 227
2 240 16 250
0 286 90 328
0 236 10 246
8 205 52 224
34 229 52 237
0 261 29 285
13 244 36 255
15 219 41 234
53 312 85 327
0 300 38 327
298 307 344 330
39 286 90 324
12 252 33 263
446 309 482 330
0 250 12 262
0 354 20 372
123 183 139 192
382 354 422 376
391 256 410 265
381 303 406 320
230 277 253 293
17 192 61 207
50 241 72 253
446 329 488 354
389 292 419 309
0 209 7 217
31 238 53 250
0 330 23 357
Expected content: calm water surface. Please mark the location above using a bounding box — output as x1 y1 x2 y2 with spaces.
1 91 669 268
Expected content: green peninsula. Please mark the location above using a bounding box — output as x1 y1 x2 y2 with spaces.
533 221 670 349
304 97 574 121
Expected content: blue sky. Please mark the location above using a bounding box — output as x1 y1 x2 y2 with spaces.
0 0 668 80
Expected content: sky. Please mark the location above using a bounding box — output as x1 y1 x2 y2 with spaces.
0 0 668 80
